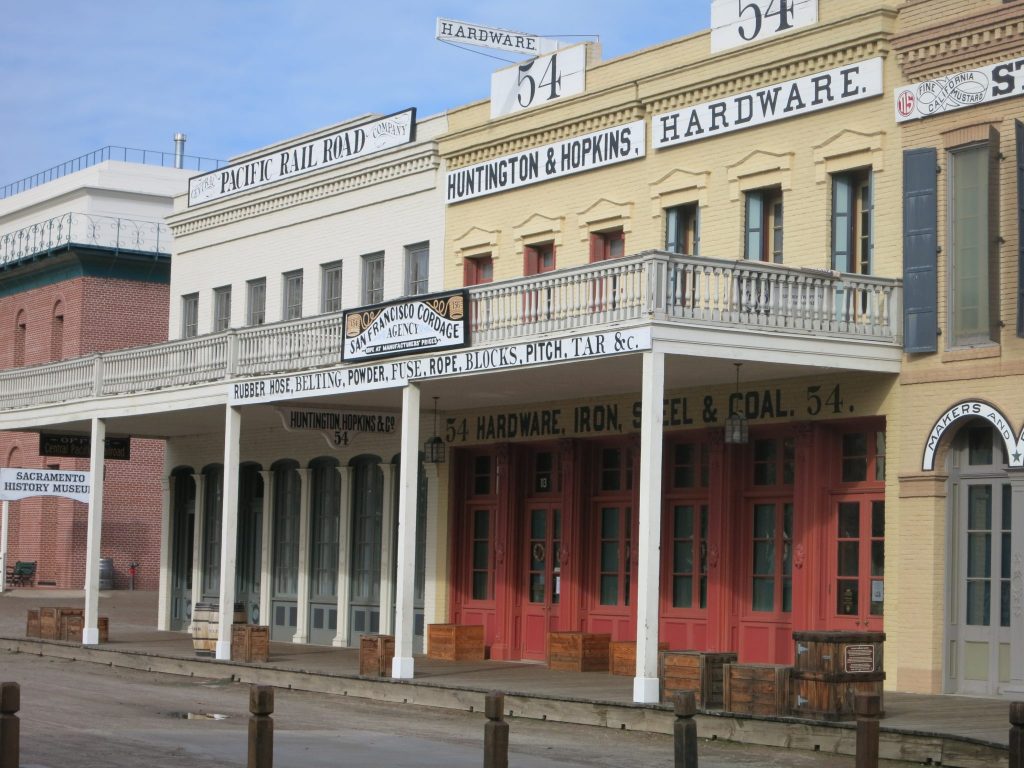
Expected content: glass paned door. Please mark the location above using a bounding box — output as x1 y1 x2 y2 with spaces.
830 497 884 630
349 457 383 645
521 505 561 660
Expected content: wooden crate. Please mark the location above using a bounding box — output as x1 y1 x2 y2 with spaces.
547 632 611 672
98 616 109 644
609 641 669 676
792 631 885 676
723 663 792 717
26 609 40 638
359 634 395 677
427 624 484 661
57 608 84 641
39 606 60 640
790 671 885 721
231 624 270 663
659 651 737 709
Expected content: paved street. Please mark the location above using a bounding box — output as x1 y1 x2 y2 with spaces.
1 650 908 768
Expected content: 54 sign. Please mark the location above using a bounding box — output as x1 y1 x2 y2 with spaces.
711 0 818 53
491 44 586 118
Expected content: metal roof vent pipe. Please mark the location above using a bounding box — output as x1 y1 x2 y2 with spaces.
173 132 187 169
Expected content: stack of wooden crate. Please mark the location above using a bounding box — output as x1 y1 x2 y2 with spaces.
231 624 270 662
790 631 886 720
722 663 792 716
547 632 611 672
427 624 485 661
359 634 395 677
658 651 737 709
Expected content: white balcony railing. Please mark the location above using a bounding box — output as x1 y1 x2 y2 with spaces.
0 251 901 412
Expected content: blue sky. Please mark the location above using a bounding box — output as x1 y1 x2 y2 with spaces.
0 2 710 185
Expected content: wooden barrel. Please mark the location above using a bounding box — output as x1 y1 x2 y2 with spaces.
791 631 885 720
191 602 247 657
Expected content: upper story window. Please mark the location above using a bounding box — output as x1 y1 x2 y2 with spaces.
665 204 700 255
283 270 303 321
589 228 625 262
745 186 783 263
752 437 795 486
51 301 64 361
362 252 384 305
832 168 872 274
405 242 429 296
321 261 343 314
464 254 493 286
181 293 199 338
13 309 26 367
213 286 231 332
246 278 266 326
524 242 556 275
949 142 998 347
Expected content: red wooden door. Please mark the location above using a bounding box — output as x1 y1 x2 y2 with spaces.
521 504 561 660
828 496 884 632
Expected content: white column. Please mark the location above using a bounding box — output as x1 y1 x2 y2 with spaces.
333 465 353 646
392 383 420 679
293 467 312 643
215 405 242 661
378 463 397 636
258 470 273 628
83 417 106 645
634 350 665 703
157 475 172 631
1006 473 1024 693
190 472 206 622
0 501 9 593
422 464 440 654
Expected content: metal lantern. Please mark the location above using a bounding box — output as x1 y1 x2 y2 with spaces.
424 397 445 463
724 363 749 444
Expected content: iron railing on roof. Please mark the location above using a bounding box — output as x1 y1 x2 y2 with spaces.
0 212 172 268
0 145 225 200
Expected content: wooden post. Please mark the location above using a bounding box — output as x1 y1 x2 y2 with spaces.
1010 701 1024 768
855 693 881 768
248 685 274 768
674 690 698 768
483 691 508 768
0 682 19 768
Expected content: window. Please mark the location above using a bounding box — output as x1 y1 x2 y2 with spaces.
949 143 998 346
213 286 231 332
666 204 700 255
832 169 872 274
671 504 708 609
464 254 493 286
362 252 384 305
752 502 793 612
321 261 343 313
246 278 266 326
524 242 556 275
181 293 199 338
752 437 795 486
405 242 429 296
13 310 25 367
283 270 303 321
471 507 492 600
589 228 625 262
745 187 783 262
51 301 64 360
840 431 886 483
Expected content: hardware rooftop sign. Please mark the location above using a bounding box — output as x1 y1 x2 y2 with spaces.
188 109 416 206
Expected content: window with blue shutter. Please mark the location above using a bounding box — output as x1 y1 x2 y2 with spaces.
903 148 938 353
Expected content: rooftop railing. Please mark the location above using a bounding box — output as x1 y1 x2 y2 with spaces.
0 145 225 200
0 212 172 268
0 251 902 411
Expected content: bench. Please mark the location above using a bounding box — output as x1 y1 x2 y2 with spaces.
7 561 36 587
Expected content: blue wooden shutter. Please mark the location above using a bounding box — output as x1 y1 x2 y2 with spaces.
745 192 763 260
1016 121 1024 337
903 148 939 353
832 173 852 272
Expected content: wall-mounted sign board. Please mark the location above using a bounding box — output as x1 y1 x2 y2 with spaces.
343 290 469 363
39 433 131 461
491 44 586 118
0 468 92 503
894 56 1024 122
711 0 818 53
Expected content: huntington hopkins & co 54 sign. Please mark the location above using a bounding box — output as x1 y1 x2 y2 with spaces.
343 290 469 362
188 109 416 206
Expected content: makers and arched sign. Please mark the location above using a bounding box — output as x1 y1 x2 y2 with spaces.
922 400 1024 471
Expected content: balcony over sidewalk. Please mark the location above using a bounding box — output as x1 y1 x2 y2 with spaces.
0 251 903 412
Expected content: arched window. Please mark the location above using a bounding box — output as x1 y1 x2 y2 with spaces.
13 309 26 367
309 457 340 602
51 300 65 361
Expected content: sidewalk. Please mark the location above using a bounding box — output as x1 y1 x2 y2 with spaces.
0 588 1015 768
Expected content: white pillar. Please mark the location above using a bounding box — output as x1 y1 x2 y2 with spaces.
333 465 353 646
1006 472 1024 693
379 463 396 636
190 472 206 622
215 405 241 661
293 467 312 643
634 350 665 703
258 470 273 628
83 417 106 645
157 475 172 631
392 383 420 679
0 500 9 593
422 464 440 655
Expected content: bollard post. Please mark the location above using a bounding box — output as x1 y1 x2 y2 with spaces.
248 684 274 768
674 690 698 768
855 693 881 768
483 691 509 768
0 682 19 768
1010 701 1024 768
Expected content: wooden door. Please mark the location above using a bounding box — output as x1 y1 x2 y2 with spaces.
829 497 884 632
521 504 561 660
